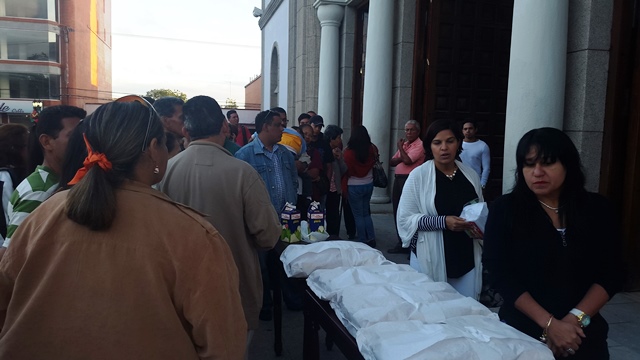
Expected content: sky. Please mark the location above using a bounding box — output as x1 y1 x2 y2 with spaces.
111 0 262 106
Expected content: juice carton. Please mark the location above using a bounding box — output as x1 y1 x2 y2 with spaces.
281 203 302 243
307 201 326 233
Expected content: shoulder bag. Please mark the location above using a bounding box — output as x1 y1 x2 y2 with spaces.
372 153 388 188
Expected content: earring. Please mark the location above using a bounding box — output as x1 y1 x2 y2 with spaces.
153 165 159 174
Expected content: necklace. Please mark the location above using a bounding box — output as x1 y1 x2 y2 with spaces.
538 200 561 213
445 168 457 181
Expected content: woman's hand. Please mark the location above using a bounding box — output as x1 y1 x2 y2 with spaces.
445 216 473 232
545 317 585 357
332 147 342 160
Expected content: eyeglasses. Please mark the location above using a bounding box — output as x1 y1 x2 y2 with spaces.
260 109 275 124
262 110 286 127
115 95 159 152
405 128 418 132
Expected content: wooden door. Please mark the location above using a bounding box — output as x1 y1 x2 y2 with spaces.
601 0 640 290
351 2 369 128
412 0 514 201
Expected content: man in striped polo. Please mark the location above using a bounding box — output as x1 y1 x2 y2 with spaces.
2 105 85 248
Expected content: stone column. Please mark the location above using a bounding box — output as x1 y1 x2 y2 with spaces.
362 0 393 203
315 2 344 126
502 0 569 191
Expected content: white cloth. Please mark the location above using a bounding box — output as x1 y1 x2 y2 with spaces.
279 240 392 278
307 264 432 301
409 252 478 298
305 264 553 360
397 160 484 299
333 283 492 337
356 318 554 360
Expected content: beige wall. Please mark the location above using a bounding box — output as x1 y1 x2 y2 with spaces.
244 75 262 110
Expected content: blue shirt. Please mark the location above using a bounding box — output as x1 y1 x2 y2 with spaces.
235 136 298 214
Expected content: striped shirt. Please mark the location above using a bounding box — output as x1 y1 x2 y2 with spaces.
3 166 59 247
410 215 447 253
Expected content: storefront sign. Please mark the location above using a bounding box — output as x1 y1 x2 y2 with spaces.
0 100 33 114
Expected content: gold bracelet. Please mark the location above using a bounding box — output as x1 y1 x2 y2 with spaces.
539 315 554 343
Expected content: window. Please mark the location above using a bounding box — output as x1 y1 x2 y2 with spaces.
3 0 58 21
2 72 61 100
5 30 59 62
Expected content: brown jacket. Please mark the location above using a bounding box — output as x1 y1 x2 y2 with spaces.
160 140 280 330
0 181 246 359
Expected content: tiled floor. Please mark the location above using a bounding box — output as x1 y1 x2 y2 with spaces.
248 206 640 359
602 292 640 359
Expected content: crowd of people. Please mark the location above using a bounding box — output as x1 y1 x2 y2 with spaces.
0 95 625 359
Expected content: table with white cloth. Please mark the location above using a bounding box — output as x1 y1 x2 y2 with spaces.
280 241 554 360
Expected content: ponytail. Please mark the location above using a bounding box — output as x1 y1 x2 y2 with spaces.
66 166 118 230
62 100 163 231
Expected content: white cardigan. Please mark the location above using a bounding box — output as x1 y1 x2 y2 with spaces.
396 160 484 299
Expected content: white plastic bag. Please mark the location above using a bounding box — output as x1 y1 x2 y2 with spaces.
356 317 554 360
279 241 392 278
460 202 489 239
300 220 330 243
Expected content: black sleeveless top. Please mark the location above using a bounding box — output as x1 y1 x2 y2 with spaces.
434 169 478 278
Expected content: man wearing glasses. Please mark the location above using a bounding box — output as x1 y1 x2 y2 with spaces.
271 107 288 128
235 109 301 316
388 120 425 254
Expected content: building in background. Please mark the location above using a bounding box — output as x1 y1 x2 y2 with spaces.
257 0 639 290
0 0 112 124
244 74 262 110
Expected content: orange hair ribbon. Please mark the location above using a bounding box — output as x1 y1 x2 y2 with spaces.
68 133 113 185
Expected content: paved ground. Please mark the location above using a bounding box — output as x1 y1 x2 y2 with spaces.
248 203 640 359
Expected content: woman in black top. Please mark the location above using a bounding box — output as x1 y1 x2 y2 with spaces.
483 127 624 359
397 119 484 299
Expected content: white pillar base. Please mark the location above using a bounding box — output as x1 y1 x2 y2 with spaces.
371 191 390 204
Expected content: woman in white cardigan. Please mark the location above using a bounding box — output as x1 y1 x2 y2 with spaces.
397 119 484 299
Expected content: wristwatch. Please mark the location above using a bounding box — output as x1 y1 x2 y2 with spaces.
570 308 591 328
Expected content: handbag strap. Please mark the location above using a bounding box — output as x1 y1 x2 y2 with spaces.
372 144 381 163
